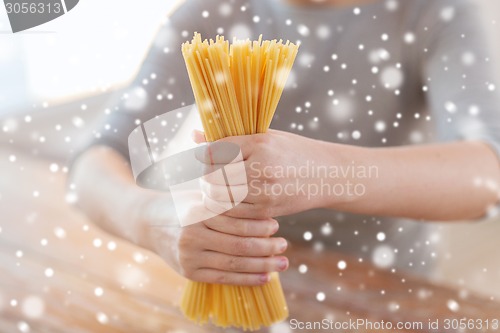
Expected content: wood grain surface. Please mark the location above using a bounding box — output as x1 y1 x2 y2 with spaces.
1 147 499 332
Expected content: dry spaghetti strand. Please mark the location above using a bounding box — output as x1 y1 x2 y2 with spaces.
181 32 298 331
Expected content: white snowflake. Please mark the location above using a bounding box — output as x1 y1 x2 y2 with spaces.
94 287 104 297
96 312 109 324
385 0 399 12
219 3 232 17
124 87 148 111
316 25 330 39
440 6 455 22
372 245 396 269
297 24 310 37
321 222 332 235
380 66 404 89
461 52 476 66
404 32 416 44
21 296 45 319
316 292 326 302
228 24 251 40
328 94 355 123
375 121 387 133
447 299 460 312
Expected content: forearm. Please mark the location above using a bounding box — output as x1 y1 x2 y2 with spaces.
326 141 500 221
70 146 165 247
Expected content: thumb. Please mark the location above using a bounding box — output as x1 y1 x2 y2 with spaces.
191 129 207 144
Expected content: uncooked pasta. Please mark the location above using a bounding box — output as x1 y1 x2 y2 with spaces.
181 32 298 330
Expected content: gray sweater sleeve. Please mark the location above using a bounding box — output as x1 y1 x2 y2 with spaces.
421 0 500 158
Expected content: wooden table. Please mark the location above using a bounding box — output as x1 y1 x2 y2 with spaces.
1 147 499 332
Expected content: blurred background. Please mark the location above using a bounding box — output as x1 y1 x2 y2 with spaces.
1 0 500 305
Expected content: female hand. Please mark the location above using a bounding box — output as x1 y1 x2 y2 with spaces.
133 190 289 286
195 129 341 220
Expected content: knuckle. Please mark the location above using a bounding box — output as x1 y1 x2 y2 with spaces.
256 205 273 219
181 266 196 280
269 221 279 235
183 270 194 280
260 145 274 160
202 195 225 214
227 256 243 271
256 221 270 237
267 192 278 204
211 186 225 202
240 164 250 181
178 230 191 249
234 237 252 254
236 220 250 235
247 163 261 180
270 239 283 254
263 259 274 272
276 238 288 253
205 183 217 199
202 173 215 184
178 226 202 247
178 251 194 270
244 275 257 286
215 273 228 284
254 133 272 146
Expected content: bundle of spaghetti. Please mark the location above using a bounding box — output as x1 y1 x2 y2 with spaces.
180 33 298 330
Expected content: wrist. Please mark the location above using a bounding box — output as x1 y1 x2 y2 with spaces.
114 187 150 247
129 189 180 254
318 142 376 210
121 188 161 248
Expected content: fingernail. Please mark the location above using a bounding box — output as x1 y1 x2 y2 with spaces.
260 274 270 283
272 222 279 234
278 258 288 271
279 239 288 252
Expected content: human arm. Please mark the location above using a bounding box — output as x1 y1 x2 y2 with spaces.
200 0 500 222
68 0 290 285
200 130 500 221
70 146 288 285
